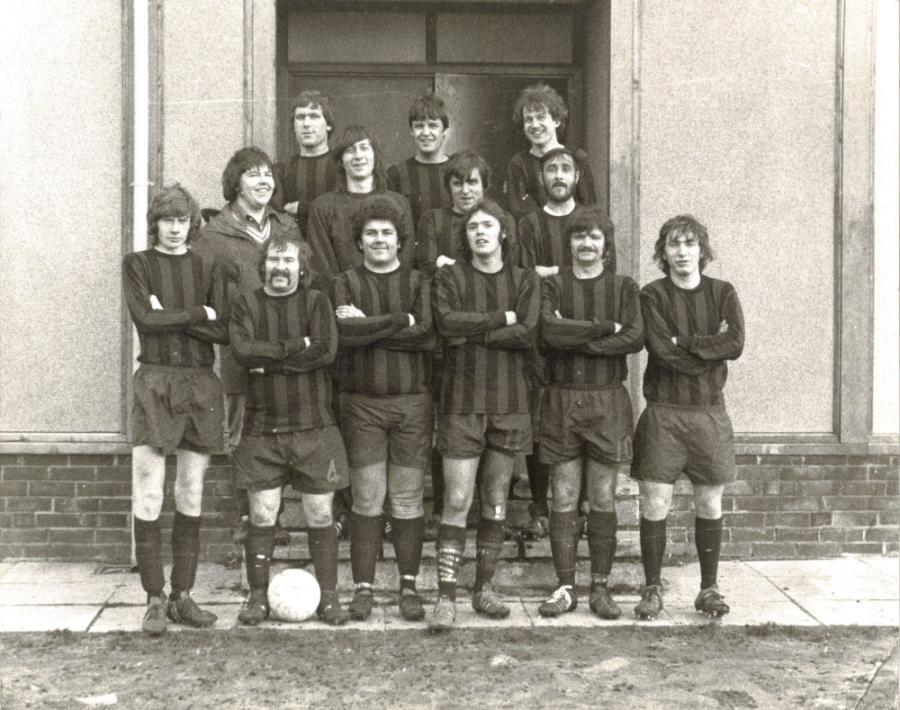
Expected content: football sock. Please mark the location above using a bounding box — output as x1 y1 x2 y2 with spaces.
639 517 667 587
436 524 466 601
350 513 382 586
430 449 444 517
244 523 275 591
170 511 201 598
587 510 617 579
133 516 164 598
548 510 579 587
391 515 424 581
695 516 723 589
307 524 339 593
526 450 549 518
473 518 505 592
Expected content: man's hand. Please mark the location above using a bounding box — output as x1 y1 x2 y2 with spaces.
284 201 299 216
249 367 265 374
718 319 729 333
149 294 163 310
203 306 217 321
304 336 311 348
336 304 366 319
614 322 622 334
436 255 456 268
671 335 679 346
505 311 518 326
408 313 416 327
554 309 563 319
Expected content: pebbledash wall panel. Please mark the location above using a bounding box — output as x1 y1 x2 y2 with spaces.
637 0 837 434
0 0 124 434
160 0 246 211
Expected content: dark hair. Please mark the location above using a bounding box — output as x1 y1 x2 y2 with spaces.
443 150 492 195
540 146 578 171
331 125 387 192
512 83 567 134
221 147 274 203
351 195 407 252
257 231 314 288
654 214 714 275
147 183 201 246
291 90 336 134
408 93 450 129
565 207 616 266
461 198 514 263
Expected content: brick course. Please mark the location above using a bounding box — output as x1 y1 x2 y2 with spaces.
0 452 896 562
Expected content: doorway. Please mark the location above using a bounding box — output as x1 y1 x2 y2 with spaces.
276 1 599 211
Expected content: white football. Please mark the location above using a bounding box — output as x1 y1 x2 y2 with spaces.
267 568 321 622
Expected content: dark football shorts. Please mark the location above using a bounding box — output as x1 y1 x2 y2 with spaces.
630 403 736 486
540 384 634 465
131 364 224 455
339 391 433 468
437 412 533 459
232 425 350 493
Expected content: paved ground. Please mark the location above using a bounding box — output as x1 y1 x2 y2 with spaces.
0 555 896 633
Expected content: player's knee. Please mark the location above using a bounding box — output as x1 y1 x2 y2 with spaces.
173 480 203 516
350 483 384 517
443 487 473 518
390 494 424 519
302 496 334 528
133 487 164 521
588 489 616 512
639 489 672 520
480 501 506 521
694 487 724 519
249 496 279 526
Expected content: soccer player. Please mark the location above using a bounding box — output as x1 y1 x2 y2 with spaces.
229 232 351 626
307 125 414 280
332 196 435 622
631 215 745 620
429 198 540 631
387 94 452 227
193 147 301 548
535 208 643 619
507 83 596 221
123 184 227 635
273 90 340 228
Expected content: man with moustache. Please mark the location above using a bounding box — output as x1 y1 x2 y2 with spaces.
124 184 228 635
274 90 341 228
332 196 435 622
631 215 745 620
429 198 540 632
229 232 351 626
307 125 414 281
536 208 643 619
193 147 301 549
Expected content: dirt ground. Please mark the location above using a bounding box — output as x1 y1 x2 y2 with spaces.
0 626 895 709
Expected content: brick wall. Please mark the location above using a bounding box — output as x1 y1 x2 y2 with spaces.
0 452 896 562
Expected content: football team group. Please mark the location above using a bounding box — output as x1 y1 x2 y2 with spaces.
124 83 745 635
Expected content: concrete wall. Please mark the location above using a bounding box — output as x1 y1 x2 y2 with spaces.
636 0 838 434
0 0 124 434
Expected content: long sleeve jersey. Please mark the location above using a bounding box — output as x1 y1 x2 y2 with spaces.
306 190 414 281
434 261 540 414
229 287 337 434
640 276 745 407
415 207 521 281
540 270 643 387
332 265 435 396
272 152 340 228
506 147 597 221
386 157 451 228
123 249 228 368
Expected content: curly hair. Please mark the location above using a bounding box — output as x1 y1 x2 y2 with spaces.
408 93 450 129
443 150 492 196
331 125 387 192
221 147 274 203
351 195 407 252
512 83 567 134
292 90 336 134
653 214 715 275
147 183 200 246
